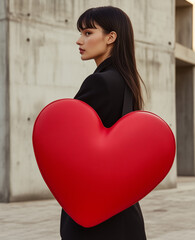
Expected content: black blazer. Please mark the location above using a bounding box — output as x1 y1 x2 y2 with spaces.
60 57 147 240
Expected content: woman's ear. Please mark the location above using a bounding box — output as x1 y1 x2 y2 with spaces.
107 31 117 45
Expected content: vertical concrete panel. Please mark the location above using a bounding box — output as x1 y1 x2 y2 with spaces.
9 0 80 30
131 0 175 47
176 5 192 48
176 66 194 176
0 0 7 19
8 6 96 200
0 0 10 202
193 67 195 175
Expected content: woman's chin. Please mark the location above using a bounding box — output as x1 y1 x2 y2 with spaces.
81 55 93 61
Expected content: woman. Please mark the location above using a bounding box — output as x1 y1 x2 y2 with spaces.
60 6 147 240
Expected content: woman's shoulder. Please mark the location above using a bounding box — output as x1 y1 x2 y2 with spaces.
82 67 125 92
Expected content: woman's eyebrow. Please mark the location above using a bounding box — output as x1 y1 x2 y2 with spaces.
80 28 95 32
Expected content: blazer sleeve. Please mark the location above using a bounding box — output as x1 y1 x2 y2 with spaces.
74 73 111 126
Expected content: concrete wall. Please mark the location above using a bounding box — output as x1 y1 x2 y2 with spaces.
1 0 176 202
175 0 195 177
176 1 192 48
176 66 195 175
0 0 10 202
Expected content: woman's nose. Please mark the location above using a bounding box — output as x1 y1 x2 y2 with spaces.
76 35 83 45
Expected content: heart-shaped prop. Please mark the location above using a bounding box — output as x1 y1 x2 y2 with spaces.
32 99 175 227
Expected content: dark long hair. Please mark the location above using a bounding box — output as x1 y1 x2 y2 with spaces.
77 6 145 110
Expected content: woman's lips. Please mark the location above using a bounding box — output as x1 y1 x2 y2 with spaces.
79 48 85 54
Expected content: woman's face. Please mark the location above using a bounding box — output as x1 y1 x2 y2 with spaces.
76 24 113 66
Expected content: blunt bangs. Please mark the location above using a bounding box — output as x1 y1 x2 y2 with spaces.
77 8 97 31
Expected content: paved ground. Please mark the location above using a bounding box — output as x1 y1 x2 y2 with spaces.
0 177 194 240
141 177 195 240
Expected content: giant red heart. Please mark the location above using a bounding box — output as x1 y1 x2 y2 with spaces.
32 99 175 227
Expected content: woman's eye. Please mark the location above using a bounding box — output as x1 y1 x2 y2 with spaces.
79 31 92 36
85 32 91 36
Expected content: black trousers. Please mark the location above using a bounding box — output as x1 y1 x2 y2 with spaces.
60 202 147 240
